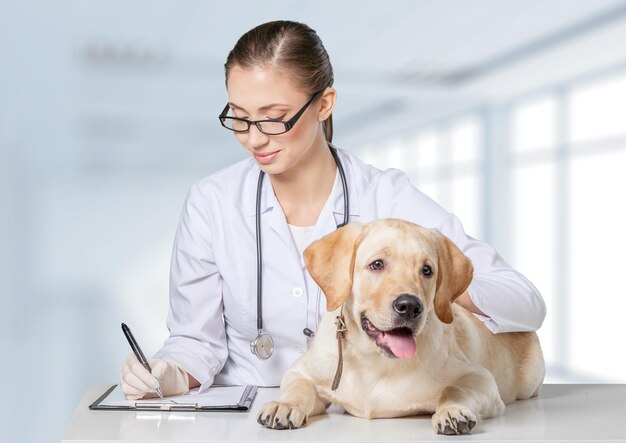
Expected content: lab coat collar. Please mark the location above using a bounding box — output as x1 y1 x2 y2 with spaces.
245 147 361 268
247 146 361 220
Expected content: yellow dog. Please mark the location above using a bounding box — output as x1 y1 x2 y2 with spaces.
258 219 544 435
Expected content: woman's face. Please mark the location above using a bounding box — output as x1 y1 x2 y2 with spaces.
226 65 331 176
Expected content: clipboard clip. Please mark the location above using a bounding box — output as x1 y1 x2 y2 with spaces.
135 401 198 411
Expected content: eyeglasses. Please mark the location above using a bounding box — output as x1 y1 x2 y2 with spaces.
219 92 321 135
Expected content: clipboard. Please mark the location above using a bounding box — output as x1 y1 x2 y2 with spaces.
89 384 258 412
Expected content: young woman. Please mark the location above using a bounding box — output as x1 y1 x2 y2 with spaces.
120 20 546 399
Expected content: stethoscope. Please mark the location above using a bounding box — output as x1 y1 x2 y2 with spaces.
250 146 350 360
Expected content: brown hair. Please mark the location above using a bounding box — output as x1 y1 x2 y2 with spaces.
225 20 335 142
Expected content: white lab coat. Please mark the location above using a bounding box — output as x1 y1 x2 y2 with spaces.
155 147 546 391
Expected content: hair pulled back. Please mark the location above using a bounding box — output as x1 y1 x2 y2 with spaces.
225 20 335 142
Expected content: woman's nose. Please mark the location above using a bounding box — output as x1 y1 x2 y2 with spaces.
246 124 270 147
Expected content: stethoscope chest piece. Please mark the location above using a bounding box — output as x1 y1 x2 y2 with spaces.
250 332 274 360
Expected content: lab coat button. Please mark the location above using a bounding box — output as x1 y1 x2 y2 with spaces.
292 287 303 298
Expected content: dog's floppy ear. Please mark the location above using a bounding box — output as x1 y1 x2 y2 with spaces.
430 229 473 324
303 222 365 311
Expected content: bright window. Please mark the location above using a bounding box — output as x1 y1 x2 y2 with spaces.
450 117 481 163
508 95 559 374
359 117 483 238
568 149 626 381
511 162 556 368
448 117 483 238
569 74 626 144
414 130 442 171
511 95 557 153
508 71 626 382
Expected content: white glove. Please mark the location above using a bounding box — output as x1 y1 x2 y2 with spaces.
120 353 190 400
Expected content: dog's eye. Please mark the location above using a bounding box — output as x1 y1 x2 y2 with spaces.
422 265 433 277
369 259 385 271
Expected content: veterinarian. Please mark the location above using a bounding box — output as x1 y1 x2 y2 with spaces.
120 20 546 400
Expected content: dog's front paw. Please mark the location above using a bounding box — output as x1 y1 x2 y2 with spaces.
257 401 307 430
432 406 477 435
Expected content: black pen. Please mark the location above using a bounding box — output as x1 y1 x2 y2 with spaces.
121 322 164 398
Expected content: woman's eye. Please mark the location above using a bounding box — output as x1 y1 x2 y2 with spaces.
369 259 384 271
423 265 433 277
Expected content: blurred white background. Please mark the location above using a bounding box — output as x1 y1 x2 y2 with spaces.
2 1 626 442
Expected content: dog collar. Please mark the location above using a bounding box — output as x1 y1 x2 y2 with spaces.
331 305 347 391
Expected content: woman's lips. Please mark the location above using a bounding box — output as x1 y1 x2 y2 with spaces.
254 150 279 165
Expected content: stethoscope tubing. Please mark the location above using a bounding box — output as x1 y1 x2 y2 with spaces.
255 169 265 333
253 145 349 358
331 147 350 229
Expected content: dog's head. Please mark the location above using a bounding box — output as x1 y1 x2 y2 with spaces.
303 219 473 359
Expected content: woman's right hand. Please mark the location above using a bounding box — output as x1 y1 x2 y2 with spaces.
120 354 190 399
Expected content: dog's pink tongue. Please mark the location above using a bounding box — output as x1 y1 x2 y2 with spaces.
381 331 416 358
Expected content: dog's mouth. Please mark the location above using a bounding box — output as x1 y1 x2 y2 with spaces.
361 315 417 359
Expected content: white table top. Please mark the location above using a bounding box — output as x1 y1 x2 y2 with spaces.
62 384 626 442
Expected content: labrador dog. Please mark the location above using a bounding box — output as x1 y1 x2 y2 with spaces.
257 219 544 435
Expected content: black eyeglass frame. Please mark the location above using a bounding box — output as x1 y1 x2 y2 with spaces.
218 91 322 135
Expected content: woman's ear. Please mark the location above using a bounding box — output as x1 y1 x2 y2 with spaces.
318 87 336 121
430 229 474 324
303 222 364 311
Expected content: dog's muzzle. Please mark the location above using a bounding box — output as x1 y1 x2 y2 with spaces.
360 294 423 359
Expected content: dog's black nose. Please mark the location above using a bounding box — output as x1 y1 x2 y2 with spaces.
392 294 423 319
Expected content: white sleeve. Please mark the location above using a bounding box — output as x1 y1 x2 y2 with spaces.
436 214 546 333
383 169 547 333
154 184 228 391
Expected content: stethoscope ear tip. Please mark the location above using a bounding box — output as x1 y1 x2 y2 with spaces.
303 328 315 338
